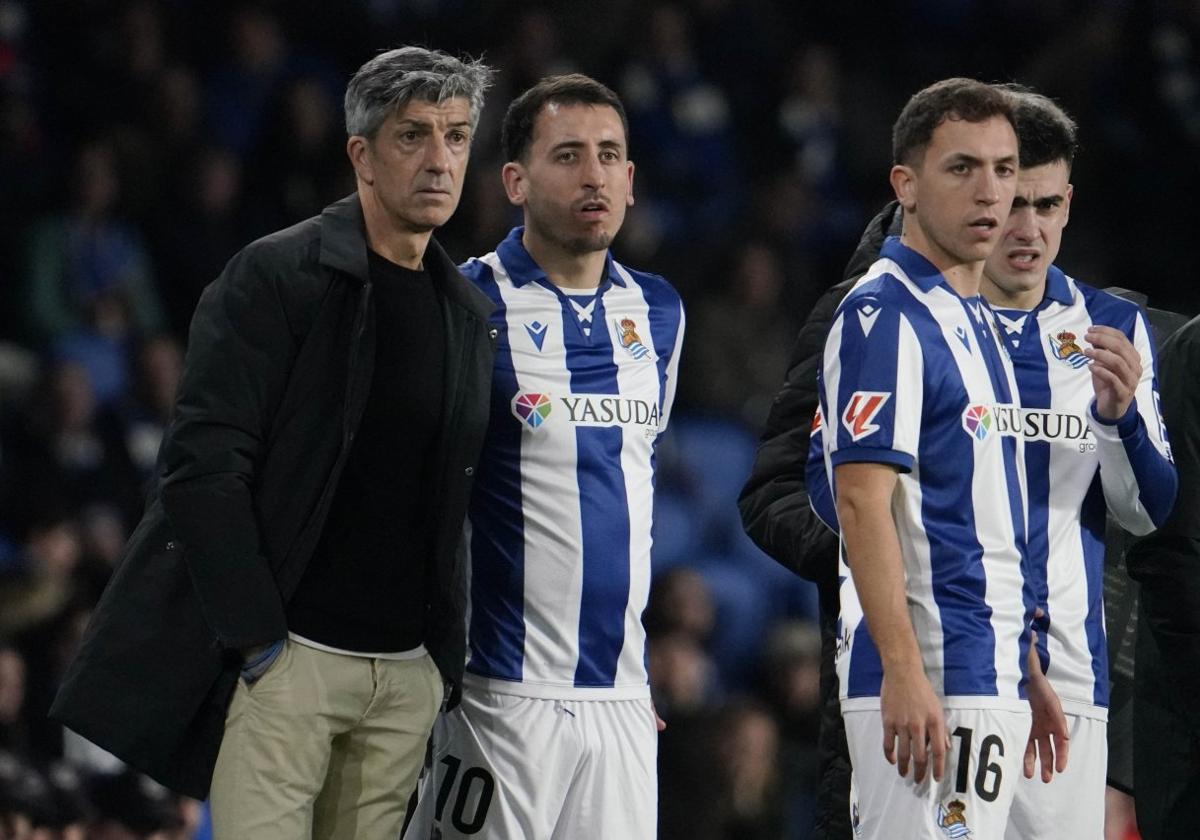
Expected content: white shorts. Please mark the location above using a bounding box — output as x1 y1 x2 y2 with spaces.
845 706 1031 840
402 686 658 840
1005 713 1106 840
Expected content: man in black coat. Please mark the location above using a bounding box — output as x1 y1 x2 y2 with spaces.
51 46 497 840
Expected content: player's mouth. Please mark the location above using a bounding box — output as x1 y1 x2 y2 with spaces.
576 198 609 220
968 217 999 234
1004 248 1041 270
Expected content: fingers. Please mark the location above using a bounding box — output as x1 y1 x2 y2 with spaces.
1055 730 1070 774
896 728 912 778
1023 737 1036 780
929 718 948 783
1037 733 1054 783
883 726 897 766
910 723 927 782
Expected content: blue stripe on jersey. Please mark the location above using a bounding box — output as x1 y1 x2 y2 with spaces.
847 619 883 698
462 261 526 681
562 293 630 687
1079 478 1110 705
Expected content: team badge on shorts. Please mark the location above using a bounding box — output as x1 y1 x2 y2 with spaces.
512 392 553 429
1048 330 1090 369
935 799 971 838
613 317 655 361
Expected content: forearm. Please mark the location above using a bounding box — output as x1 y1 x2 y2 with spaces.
836 465 921 673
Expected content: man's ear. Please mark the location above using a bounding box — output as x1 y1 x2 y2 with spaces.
626 160 635 207
890 163 918 212
347 136 373 185
1062 183 1073 228
502 161 526 206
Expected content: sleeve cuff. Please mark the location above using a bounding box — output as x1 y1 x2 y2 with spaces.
829 447 914 473
1089 398 1139 437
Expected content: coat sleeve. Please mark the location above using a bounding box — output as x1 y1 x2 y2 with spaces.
158 244 298 650
737 281 848 586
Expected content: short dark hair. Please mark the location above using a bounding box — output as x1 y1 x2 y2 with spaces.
501 74 629 163
995 84 1078 170
892 77 1015 167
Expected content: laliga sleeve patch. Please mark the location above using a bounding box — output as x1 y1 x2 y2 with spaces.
842 391 891 441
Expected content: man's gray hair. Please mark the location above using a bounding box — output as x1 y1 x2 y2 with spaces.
344 46 494 139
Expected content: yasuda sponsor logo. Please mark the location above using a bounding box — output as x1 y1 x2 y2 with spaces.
962 404 1095 452
512 391 661 431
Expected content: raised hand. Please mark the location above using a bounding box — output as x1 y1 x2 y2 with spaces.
1085 325 1141 421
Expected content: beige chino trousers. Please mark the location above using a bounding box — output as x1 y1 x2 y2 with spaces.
209 639 443 840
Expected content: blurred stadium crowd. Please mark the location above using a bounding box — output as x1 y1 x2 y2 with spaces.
0 0 1195 837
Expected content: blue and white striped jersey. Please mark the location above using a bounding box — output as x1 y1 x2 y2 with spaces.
991 267 1175 718
818 237 1035 711
460 228 685 700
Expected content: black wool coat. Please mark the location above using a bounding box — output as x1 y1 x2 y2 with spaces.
50 194 496 798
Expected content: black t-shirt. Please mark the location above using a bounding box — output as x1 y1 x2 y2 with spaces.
287 249 446 651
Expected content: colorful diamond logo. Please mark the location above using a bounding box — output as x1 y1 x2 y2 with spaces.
512 392 553 429
961 404 993 441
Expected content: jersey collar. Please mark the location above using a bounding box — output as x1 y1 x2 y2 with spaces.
1043 265 1073 306
496 226 626 290
880 236 951 294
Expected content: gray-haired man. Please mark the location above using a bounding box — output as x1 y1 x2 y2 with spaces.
51 47 496 839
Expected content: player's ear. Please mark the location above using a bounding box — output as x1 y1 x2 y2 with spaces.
626 160 635 207
502 161 526 206
1063 183 1073 228
891 164 917 211
347 135 373 185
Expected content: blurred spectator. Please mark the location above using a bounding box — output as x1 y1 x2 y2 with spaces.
618 4 740 247
0 513 81 639
150 146 249 336
202 5 290 157
0 645 27 758
19 139 164 349
711 700 785 839
644 566 716 643
3 362 144 533
242 75 353 232
121 335 182 478
679 240 798 427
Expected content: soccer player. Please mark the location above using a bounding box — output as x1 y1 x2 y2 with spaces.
403 74 684 839
815 78 1042 839
985 89 1177 840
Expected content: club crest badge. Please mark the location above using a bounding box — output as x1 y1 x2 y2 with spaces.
614 317 654 361
1048 330 1089 369
936 800 972 838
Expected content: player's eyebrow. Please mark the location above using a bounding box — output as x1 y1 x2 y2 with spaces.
1012 194 1065 210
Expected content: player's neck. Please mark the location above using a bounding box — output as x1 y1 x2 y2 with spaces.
522 230 606 290
900 229 984 299
980 273 1046 312
358 188 432 270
